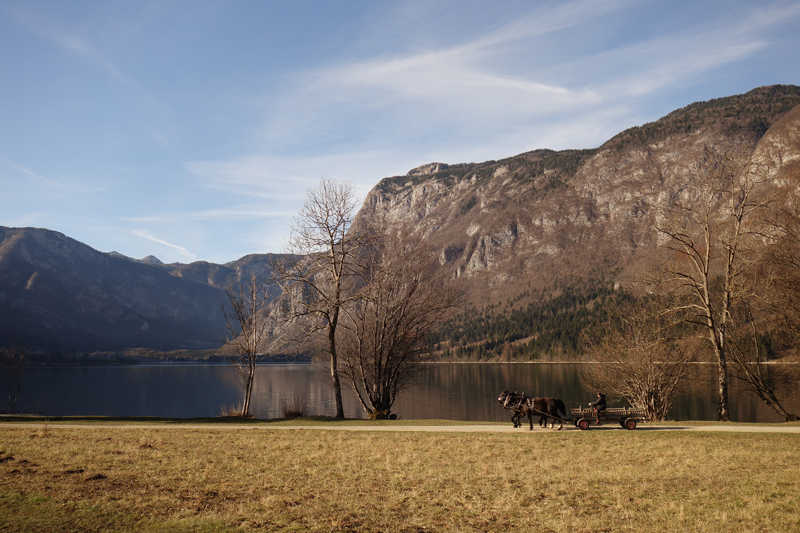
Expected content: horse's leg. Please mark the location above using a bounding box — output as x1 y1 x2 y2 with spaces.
528 410 533 431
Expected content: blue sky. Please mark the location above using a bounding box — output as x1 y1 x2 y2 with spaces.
1 0 799 264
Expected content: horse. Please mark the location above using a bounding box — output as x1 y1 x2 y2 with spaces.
498 390 566 430
497 390 527 427
519 397 566 430
498 390 559 429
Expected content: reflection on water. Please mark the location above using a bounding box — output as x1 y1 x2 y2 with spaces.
15 363 798 423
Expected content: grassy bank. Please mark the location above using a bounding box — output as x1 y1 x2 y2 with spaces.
1 422 799 532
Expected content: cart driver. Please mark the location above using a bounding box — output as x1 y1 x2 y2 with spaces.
589 392 607 424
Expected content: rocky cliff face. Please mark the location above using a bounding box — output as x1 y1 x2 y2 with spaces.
356 86 800 308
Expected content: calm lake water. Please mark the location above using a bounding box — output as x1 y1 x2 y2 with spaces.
13 363 796 423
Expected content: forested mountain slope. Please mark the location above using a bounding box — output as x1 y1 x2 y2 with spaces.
355 85 800 359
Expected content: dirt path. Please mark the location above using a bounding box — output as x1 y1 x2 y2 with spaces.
2 422 800 433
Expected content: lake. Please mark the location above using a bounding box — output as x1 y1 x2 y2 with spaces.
11 362 796 423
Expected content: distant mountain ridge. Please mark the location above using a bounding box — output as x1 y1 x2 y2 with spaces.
0 227 282 351
3 84 800 354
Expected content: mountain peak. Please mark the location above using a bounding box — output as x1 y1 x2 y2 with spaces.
407 162 449 176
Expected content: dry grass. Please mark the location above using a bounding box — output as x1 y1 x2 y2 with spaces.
1 424 799 532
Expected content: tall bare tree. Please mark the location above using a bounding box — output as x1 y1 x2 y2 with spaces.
726 189 800 421
582 299 693 421
338 229 462 419
221 272 269 417
653 147 773 421
763 198 800 344
726 303 798 421
274 178 375 419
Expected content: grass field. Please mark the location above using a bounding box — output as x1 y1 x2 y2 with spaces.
1 420 799 532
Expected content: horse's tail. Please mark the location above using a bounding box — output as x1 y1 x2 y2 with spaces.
557 398 566 417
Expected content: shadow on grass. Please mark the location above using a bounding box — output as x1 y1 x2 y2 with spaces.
0 414 336 425
0 414 500 427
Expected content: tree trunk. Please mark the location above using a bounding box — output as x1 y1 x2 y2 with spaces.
711 328 730 422
717 356 729 422
241 368 255 417
329 324 344 419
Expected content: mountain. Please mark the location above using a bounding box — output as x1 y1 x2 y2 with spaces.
0 228 282 351
3 85 800 355
352 85 800 358
357 85 800 305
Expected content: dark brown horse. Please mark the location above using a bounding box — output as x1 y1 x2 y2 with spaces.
498 390 527 427
498 390 566 430
520 397 566 430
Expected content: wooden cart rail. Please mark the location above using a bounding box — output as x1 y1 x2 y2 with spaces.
570 406 648 430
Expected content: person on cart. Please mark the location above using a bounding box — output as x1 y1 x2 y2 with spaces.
589 392 607 424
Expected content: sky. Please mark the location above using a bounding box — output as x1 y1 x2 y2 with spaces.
1 1 799 264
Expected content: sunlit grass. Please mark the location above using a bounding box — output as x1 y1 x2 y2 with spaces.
1 423 799 532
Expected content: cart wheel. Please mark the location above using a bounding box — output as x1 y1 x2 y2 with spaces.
619 418 627 428
625 418 637 430
577 418 591 431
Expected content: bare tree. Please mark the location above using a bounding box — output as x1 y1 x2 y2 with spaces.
652 147 773 421
221 272 269 417
726 304 799 421
763 199 800 344
1 342 27 414
338 229 462 419
582 299 693 421
722 195 800 422
274 178 375 419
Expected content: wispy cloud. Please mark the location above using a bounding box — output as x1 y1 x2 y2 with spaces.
0 156 64 187
185 149 414 204
132 230 197 262
123 206 297 223
579 14 780 99
5 4 176 148
185 157 317 200
6 6 128 83
257 0 796 158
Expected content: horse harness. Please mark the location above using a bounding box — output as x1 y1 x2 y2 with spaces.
505 392 570 424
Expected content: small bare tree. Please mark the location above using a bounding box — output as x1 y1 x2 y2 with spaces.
1 342 27 414
338 229 462 419
274 177 375 419
652 147 774 421
582 299 693 421
221 272 269 417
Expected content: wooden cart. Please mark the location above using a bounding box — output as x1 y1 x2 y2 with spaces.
571 406 647 430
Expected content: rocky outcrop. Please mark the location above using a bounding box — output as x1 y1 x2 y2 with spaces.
356 86 800 306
